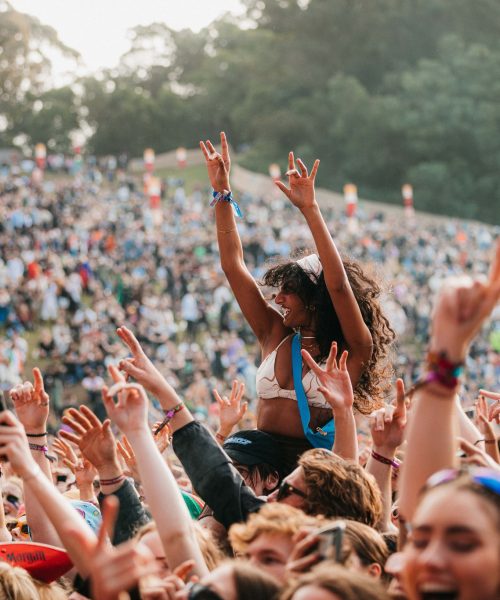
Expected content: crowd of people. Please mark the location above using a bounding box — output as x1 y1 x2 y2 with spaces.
0 132 497 599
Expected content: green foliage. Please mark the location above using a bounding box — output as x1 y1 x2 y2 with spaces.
3 0 500 221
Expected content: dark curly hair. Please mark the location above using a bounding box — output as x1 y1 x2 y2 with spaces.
261 254 395 414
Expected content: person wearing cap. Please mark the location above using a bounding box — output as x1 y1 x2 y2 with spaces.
223 430 285 496
201 133 394 471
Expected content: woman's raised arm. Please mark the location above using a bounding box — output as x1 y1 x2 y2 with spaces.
200 132 283 345
276 153 372 377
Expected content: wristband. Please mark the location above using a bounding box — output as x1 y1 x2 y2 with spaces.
210 190 243 218
371 450 400 469
407 351 464 396
100 474 125 486
26 432 48 438
154 402 185 435
215 432 226 443
485 439 497 445
29 443 48 453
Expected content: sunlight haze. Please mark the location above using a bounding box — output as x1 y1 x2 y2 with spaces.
10 0 245 74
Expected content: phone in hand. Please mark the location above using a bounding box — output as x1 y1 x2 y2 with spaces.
315 521 346 562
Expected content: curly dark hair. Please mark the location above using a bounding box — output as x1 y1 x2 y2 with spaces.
261 254 395 414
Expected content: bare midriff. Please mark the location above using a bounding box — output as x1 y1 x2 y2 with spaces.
257 396 333 438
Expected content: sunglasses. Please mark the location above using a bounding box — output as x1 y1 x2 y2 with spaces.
276 479 307 502
426 467 500 495
4 494 20 507
6 521 30 535
187 582 224 600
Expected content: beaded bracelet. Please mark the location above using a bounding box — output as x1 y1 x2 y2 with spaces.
210 190 243 218
154 402 185 435
371 450 400 469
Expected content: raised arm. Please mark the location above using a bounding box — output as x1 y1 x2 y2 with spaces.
398 239 500 521
301 342 358 461
9 369 61 546
366 378 407 532
200 132 283 344
102 380 209 578
276 154 372 373
0 410 97 577
116 326 264 528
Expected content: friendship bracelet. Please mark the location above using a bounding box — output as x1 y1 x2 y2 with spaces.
210 190 243 218
26 432 48 438
154 402 185 435
407 351 464 397
29 443 48 453
100 474 125 486
371 450 400 469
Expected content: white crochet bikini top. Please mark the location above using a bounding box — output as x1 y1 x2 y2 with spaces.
255 335 330 409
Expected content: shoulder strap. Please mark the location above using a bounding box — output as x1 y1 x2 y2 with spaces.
291 333 336 450
291 333 312 435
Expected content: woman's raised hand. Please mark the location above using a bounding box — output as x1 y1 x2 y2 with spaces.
214 380 247 439
429 239 500 362
199 131 231 192
275 152 320 211
301 342 354 414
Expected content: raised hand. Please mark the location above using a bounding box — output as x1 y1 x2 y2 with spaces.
0 411 38 479
102 381 149 436
53 437 97 493
458 437 500 471
151 421 172 454
116 436 140 481
369 379 407 453
479 389 500 424
214 380 247 439
60 405 118 471
9 368 49 433
285 528 322 579
301 342 353 414
70 496 159 600
429 239 500 362
275 152 320 211
199 131 231 192
117 326 170 399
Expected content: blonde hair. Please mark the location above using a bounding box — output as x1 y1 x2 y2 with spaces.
0 562 39 599
229 503 319 554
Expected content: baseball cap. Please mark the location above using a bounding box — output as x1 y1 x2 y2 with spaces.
0 542 72 582
223 430 283 475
